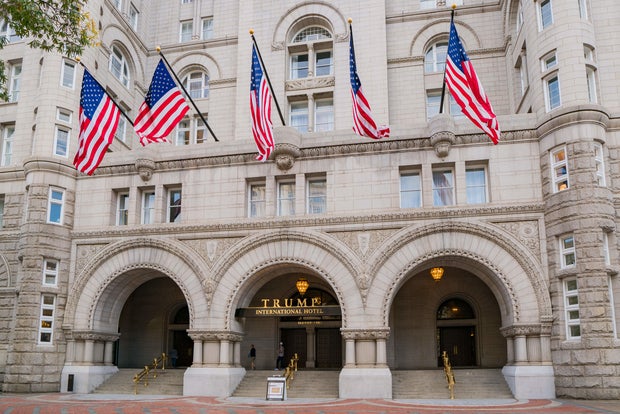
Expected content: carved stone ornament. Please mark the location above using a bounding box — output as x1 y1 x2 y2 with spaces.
135 158 156 182
273 143 302 171
428 113 456 158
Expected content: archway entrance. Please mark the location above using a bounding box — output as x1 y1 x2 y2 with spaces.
117 277 190 368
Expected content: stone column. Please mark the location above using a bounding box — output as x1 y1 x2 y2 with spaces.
83 340 95 364
188 332 203 366
233 340 241 367
344 337 355 367
219 338 230 367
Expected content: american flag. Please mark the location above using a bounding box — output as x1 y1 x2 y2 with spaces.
73 69 121 175
250 44 274 161
134 59 190 146
349 25 389 139
445 21 500 144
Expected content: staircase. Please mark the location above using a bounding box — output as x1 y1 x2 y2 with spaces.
93 368 184 395
233 369 340 398
392 369 514 399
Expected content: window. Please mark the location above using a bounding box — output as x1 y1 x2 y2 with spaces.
603 232 611 266
112 0 122 9
141 190 155 224
516 51 528 96
175 117 208 145
248 182 266 218
400 172 422 208
516 1 524 33
48 188 65 225
277 180 295 216
180 20 193 42
38 294 56 344
109 46 130 87
0 194 4 228
551 146 569 192
426 91 462 120
578 0 588 19
57 108 72 123
544 75 561 111
560 234 576 268
307 178 326 214
564 278 580 339
183 71 209 99
167 188 182 223
290 54 309 79
54 127 69 157
542 52 557 71
432 169 454 206
129 4 139 30
61 59 76 88
116 192 129 225
181 0 192 3
42 259 58 286
202 18 213 40
585 48 598 104
0 18 20 42
115 116 126 142
315 98 334 132
289 26 333 80
425 42 447 73
466 167 487 204
594 143 605 186
290 101 309 133
1 125 15 166
8 62 22 102
539 0 553 30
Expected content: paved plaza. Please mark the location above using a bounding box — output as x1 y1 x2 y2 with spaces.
0 394 619 414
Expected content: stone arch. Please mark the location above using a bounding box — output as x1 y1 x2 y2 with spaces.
411 18 481 57
64 237 210 333
272 1 348 47
99 24 145 85
366 220 550 327
171 52 222 81
208 229 363 331
0 254 11 287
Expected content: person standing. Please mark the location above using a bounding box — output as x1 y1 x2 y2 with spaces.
276 342 285 370
249 344 256 370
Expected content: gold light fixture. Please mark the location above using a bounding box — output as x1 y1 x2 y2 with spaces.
296 277 309 295
430 267 444 282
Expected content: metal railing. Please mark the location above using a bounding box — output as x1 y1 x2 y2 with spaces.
442 350 456 399
132 352 167 394
284 353 299 390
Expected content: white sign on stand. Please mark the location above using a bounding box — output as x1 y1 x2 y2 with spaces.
266 375 287 400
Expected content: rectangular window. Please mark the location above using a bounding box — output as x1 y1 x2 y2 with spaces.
603 232 610 266
115 116 126 142
129 4 139 30
176 120 190 145
290 101 309 133
517 53 529 96
57 108 72 124
307 178 326 214
539 0 553 30
586 67 597 104
466 167 487 204
594 143 605 186
432 169 454 207
551 146 569 192
609 276 617 339
0 18 20 42
202 18 213 40
516 1 524 33
277 180 295 216
38 294 56 344
8 62 21 102
117 192 129 225
54 127 69 157
168 188 182 223
400 172 422 208
47 188 64 225
545 75 561 111
248 182 266 218
542 53 557 71
1 124 15 166
315 98 334 132
175 118 208 145
142 190 155 224
315 51 333 76
448 94 464 119
426 91 441 120
180 21 193 42
564 278 580 339
578 0 588 19
61 60 76 88
0 194 4 228
42 259 58 286
560 234 576 268
290 54 309 79
181 0 192 3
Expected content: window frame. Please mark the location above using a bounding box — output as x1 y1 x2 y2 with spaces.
167 187 182 223
560 234 576 269
175 117 208 145
1 124 15 167
551 146 569 192
465 166 488 204
432 168 455 207
538 0 554 30
578 0 588 20
201 18 213 40
0 194 4 228
129 3 139 30
116 192 129 226
8 62 22 102
115 115 127 142
109 46 130 88
306 177 327 214
563 278 581 340
60 59 76 89
56 108 72 124
314 98 334 132
277 179 296 217
544 73 561 111
141 190 155 224
289 100 309 133
400 171 422 209
38 294 56 345
248 181 266 218
42 259 59 287
180 20 193 42
183 71 209 99
47 187 65 225
53 126 70 158
594 143 605 187
424 41 448 73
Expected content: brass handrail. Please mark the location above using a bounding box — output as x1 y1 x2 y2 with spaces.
132 352 167 394
284 353 299 390
442 351 456 399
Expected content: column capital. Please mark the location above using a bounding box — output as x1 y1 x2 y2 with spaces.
340 328 390 340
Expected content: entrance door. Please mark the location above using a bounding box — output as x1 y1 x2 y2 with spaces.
315 328 341 368
281 328 307 368
438 326 476 367
172 330 193 367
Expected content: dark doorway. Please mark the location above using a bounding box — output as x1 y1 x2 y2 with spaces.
281 328 307 368
438 326 476 366
169 305 192 367
316 328 341 368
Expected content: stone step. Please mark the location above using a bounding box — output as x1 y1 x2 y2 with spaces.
93 368 184 395
233 369 340 398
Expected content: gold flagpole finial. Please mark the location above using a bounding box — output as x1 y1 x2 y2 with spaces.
451 3 457 9
249 29 254 35
76 56 81 62
156 46 161 52
348 18 352 24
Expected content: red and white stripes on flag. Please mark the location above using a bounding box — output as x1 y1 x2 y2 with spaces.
349 24 389 139
250 44 274 161
74 69 121 175
134 59 190 146
445 20 500 144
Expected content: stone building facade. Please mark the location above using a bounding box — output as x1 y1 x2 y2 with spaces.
0 0 619 400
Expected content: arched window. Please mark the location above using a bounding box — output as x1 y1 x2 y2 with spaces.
109 45 130 87
425 41 448 73
182 71 209 99
437 298 475 320
289 26 333 79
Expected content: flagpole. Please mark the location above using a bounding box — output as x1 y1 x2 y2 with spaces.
156 47 219 142
439 5 457 114
77 59 135 127
250 30 286 126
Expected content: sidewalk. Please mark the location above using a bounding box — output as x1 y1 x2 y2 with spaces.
0 393 619 414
